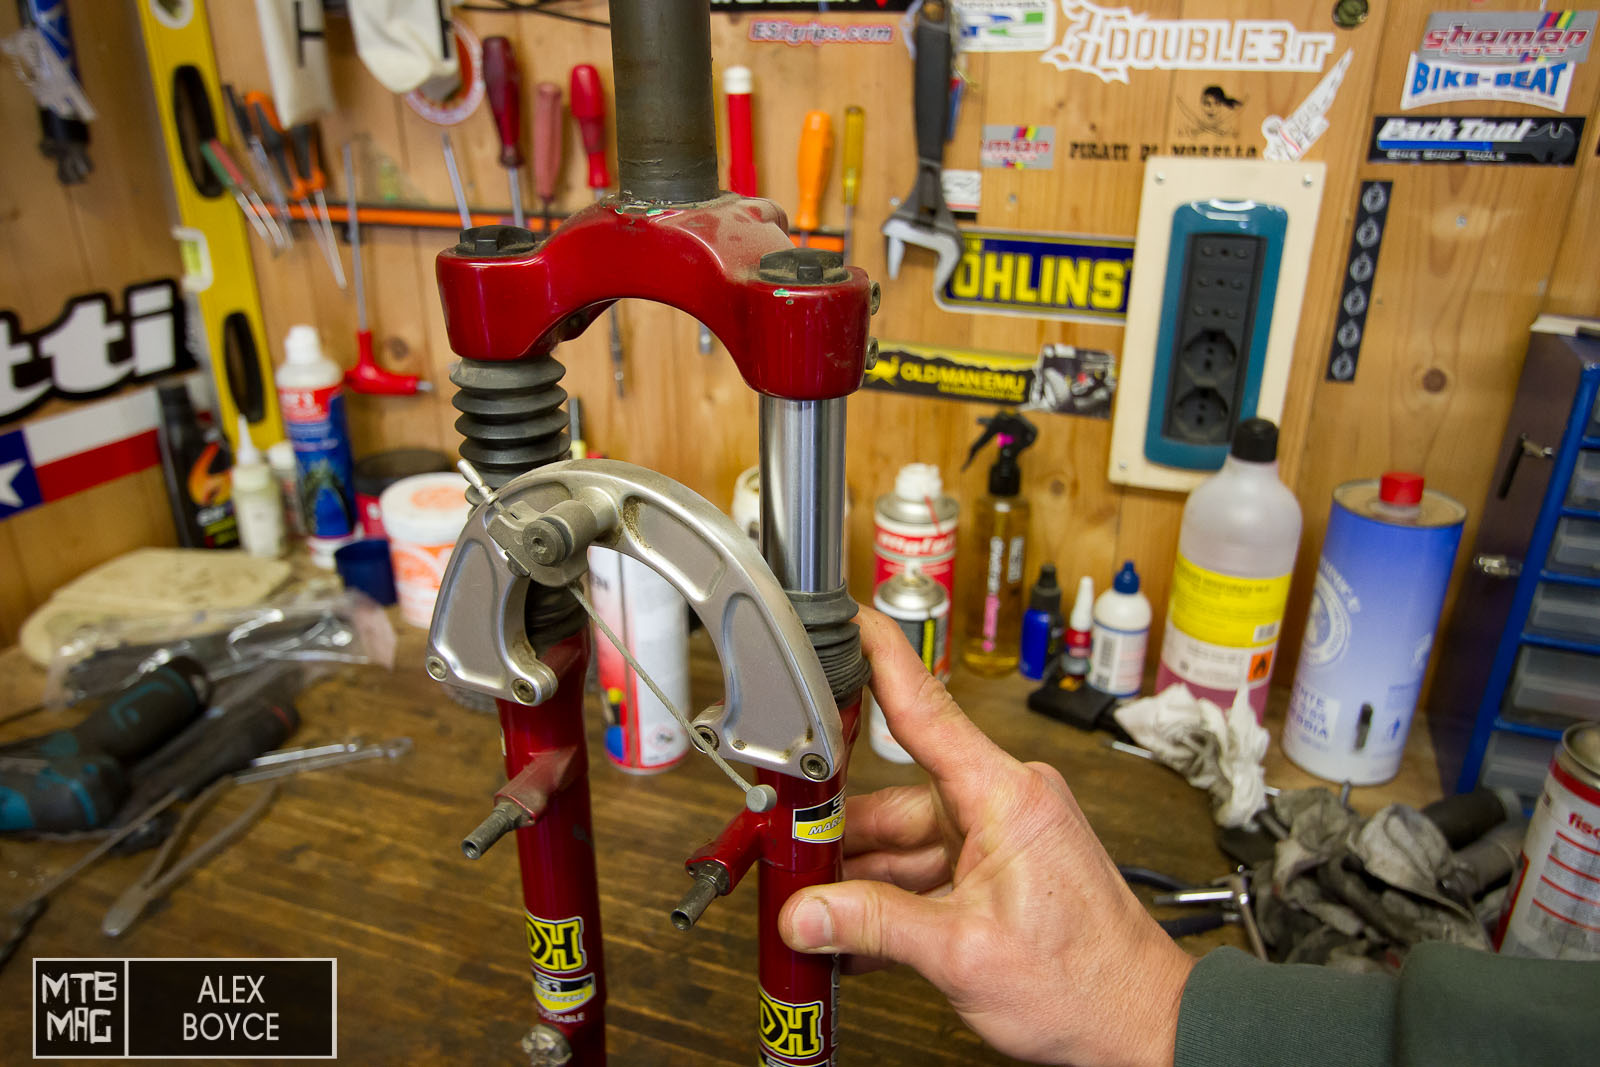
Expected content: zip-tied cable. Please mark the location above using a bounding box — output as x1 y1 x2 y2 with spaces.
566 581 777 812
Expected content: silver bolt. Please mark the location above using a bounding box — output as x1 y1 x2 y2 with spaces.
524 518 570 565
868 281 882 315
425 656 448 681
800 754 829 781
511 678 538 704
865 337 879 369
1117 460 1129 471
694 725 719 752
1302 174 1315 187
1154 172 1166 184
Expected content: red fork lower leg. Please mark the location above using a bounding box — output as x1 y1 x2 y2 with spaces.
755 700 861 1067
497 630 606 1063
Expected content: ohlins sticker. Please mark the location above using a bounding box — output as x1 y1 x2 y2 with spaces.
937 229 1133 323
1044 2 1335 83
533 971 596 1015
525 913 587 973
792 791 844 843
759 989 824 1062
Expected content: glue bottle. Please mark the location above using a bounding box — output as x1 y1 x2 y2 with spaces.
1155 418 1301 720
1088 562 1151 699
1019 563 1062 680
231 415 285 559
1061 576 1094 682
959 411 1038 676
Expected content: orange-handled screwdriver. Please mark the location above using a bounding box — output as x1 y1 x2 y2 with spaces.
795 110 833 246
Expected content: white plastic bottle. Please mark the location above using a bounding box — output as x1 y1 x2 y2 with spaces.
276 325 357 566
266 439 304 537
1088 562 1151 698
1155 418 1302 721
232 415 286 559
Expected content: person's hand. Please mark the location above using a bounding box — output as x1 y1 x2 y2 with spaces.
779 607 1196 1067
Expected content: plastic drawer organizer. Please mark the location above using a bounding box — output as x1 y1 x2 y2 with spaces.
1441 324 1600 802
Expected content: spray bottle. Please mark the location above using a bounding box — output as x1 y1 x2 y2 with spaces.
959 411 1038 676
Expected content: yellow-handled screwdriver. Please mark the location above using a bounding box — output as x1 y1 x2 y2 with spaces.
841 106 864 263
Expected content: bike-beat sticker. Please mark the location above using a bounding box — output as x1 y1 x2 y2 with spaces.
1400 10 1593 112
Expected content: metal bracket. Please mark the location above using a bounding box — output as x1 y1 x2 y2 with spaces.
427 459 844 781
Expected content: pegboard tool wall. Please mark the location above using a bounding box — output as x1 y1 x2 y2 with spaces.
4 2 1599 700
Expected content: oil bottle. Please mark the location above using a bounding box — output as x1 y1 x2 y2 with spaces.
960 411 1038 676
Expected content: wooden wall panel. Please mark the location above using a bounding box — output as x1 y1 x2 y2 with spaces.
5 0 1595 708
0 0 183 646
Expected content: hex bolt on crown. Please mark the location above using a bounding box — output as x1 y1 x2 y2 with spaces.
800 753 829 780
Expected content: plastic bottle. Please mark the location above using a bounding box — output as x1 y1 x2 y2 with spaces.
874 462 959 602
276 325 357 567
1062 576 1094 682
959 411 1038 676
1019 563 1062 680
266 440 304 537
1155 418 1302 720
1089 562 1151 698
155 383 237 549
231 415 285 559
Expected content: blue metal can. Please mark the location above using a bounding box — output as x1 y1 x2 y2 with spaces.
1283 476 1466 785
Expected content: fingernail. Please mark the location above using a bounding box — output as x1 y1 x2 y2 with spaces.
789 896 834 951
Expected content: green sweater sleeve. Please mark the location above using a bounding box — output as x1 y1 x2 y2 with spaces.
1174 943 1600 1067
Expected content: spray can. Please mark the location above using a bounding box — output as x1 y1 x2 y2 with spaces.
276 325 357 567
1495 722 1600 960
1283 473 1466 785
874 463 958 602
588 548 690 774
866 571 950 762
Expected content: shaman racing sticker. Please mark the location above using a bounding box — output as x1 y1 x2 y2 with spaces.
760 989 825 1063
792 791 844 844
936 229 1133 322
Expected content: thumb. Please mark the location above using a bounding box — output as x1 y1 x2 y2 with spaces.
780 881 946 976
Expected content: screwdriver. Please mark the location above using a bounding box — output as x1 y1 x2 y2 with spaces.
288 123 347 289
342 142 428 396
795 110 834 247
841 106 864 263
711 66 760 357
224 84 292 248
533 82 564 238
482 36 526 229
570 64 626 397
441 132 472 230
246 92 343 286
201 140 281 248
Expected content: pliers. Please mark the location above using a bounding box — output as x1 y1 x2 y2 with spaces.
1119 865 1268 960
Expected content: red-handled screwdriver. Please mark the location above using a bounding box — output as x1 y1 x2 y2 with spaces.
482 36 526 229
725 66 757 197
570 64 626 396
533 82 564 237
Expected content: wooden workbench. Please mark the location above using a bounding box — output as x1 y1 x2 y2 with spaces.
0 624 1444 1065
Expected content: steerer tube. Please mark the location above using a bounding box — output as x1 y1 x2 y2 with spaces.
609 0 719 203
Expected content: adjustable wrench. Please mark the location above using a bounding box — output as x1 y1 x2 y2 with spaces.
882 1 962 290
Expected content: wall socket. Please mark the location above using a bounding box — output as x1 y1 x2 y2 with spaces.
1110 158 1326 493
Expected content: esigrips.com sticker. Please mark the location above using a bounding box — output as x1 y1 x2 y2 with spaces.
791 791 844 843
34 958 336 1059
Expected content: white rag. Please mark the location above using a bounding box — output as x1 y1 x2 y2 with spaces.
348 0 461 96
1113 683 1270 828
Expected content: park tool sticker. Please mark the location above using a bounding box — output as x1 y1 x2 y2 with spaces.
935 229 1133 322
1368 115 1585 167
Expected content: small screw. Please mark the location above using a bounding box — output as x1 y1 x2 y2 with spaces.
426 656 448 681
1456 214 1468 229
868 282 882 315
865 338 880 369
1303 174 1315 187
694 725 719 752
1154 172 1166 184
511 678 538 704
800 754 829 781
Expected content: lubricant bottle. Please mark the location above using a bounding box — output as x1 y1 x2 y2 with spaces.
276 325 357 567
1019 563 1062 680
1062 576 1094 682
960 411 1038 676
1089 562 1151 699
1156 418 1301 721
231 415 285 559
155 383 237 549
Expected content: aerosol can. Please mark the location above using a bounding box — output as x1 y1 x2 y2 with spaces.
874 463 958 601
